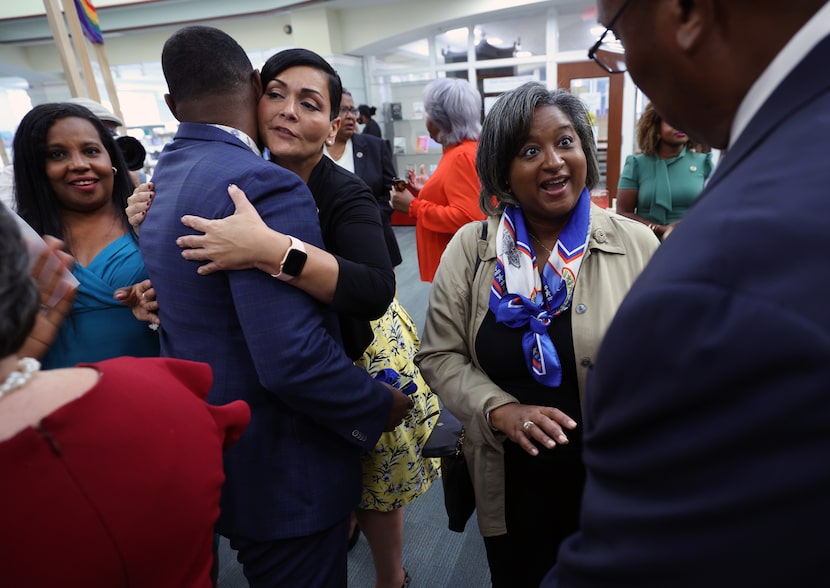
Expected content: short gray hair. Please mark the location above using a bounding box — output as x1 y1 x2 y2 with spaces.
423 78 481 146
477 82 600 215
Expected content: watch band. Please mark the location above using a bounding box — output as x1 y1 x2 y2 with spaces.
271 236 308 282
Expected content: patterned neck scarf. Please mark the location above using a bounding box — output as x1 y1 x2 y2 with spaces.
488 188 591 387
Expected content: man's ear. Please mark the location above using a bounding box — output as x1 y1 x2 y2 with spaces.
163 93 179 121
251 69 263 97
675 0 713 52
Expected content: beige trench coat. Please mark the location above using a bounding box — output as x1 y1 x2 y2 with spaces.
416 207 659 536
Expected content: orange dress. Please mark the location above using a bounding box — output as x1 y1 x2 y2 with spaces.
408 139 485 282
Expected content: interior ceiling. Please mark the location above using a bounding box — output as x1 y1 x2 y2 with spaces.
0 1 593 48
0 0 400 45
0 1 599 84
0 0 408 83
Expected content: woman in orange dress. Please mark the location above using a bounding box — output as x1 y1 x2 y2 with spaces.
390 78 486 282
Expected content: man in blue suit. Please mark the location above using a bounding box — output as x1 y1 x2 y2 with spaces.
544 1 830 587
139 26 412 587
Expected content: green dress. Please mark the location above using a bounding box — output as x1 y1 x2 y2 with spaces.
618 146 713 225
355 297 442 511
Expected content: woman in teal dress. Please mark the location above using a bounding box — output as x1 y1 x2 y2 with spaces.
13 102 159 368
617 102 713 240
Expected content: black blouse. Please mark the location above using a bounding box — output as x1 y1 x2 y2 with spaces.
475 307 583 452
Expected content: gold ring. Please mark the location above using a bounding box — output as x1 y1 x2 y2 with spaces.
522 420 534 432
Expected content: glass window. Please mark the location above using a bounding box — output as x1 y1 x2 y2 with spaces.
569 76 611 190
557 10 604 53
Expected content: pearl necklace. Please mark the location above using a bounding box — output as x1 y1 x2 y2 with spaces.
0 357 41 399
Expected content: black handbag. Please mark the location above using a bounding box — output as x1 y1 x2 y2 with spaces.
422 407 464 458
421 220 490 532
422 407 476 532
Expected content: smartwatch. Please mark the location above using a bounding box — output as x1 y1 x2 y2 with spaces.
272 236 307 281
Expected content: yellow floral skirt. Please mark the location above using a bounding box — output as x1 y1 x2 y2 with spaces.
355 297 441 511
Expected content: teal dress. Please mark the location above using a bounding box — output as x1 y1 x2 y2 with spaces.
42 233 160 369
618 146 713 224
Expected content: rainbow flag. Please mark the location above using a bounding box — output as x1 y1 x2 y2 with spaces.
74 0 104 44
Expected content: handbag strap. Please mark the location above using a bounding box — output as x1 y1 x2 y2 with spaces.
453 218 487 455
474 219 488 275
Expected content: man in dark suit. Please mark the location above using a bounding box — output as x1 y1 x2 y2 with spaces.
351 131 402 266
544 1 830 587
139 26 411 588
330 91 402 266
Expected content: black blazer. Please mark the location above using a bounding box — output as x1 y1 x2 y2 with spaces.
362 118 382 138
352 133 402 266
308 156 395 359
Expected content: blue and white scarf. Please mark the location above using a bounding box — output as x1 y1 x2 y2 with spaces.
488 188 591 387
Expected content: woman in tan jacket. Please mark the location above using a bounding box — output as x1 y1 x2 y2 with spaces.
416 83 659 588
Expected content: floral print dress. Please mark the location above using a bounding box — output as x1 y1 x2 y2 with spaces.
355 297 442 511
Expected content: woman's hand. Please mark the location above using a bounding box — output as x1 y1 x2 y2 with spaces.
126 182 154 233
19 236 77 359
389 184 415 214
114 279 160 325
177 184 279 275
406 164 429 194
658 221 679 241
489 403 578 457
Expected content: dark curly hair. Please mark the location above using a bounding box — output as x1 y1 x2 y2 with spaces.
0 206 39 358
12 102 134 242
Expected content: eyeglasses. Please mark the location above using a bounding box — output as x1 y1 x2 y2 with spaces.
588 0 633 74
339 107 358 116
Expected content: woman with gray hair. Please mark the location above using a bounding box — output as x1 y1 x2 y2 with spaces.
416 82 659 587
390 77 485 282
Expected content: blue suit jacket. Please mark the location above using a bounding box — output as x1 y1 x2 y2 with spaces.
140 123 391 541
549 34 830 587
352 133 402 265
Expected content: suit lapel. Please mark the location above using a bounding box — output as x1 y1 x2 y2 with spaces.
352 135 367 176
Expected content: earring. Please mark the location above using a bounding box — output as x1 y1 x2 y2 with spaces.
326 139 333 146
112 167 118 175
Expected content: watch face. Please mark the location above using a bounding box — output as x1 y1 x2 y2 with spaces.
282 248 308 276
